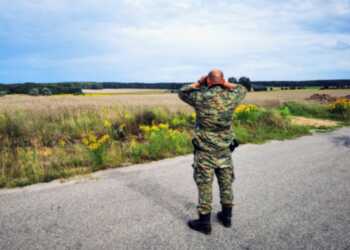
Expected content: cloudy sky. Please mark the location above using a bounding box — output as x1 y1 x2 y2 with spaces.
1 0 350 83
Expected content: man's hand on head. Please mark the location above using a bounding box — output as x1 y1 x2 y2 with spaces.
198 76 208 85
190 70 237 90
222 81 237 90
190 75 208 89
190 82 201 89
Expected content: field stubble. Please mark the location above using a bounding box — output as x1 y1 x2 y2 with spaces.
1 89 350 112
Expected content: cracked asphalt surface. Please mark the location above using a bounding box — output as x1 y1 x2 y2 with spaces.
1 128 350 250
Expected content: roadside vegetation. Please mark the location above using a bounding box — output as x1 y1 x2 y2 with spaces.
0 98 349 188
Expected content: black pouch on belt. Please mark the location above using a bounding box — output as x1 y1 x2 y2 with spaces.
192 138 200 152
229 139 240 152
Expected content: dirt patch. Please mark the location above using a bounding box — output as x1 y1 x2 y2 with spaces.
306 93 350 103
291 116 338 127
306 94 336 103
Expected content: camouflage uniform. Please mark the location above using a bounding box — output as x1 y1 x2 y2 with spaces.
178 83 247 215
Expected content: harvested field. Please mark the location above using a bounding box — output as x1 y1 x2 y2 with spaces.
83 88 168 94
244 89 350 107
1 89 350 112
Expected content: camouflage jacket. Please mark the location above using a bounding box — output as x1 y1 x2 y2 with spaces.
178 84 247 153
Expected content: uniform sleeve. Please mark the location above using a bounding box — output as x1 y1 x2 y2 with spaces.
228 84 247 104
178 84 199 107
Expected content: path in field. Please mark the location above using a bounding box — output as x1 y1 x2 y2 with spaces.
1 128 350 250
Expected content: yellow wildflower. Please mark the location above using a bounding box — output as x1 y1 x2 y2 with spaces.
58 139 66 147
124 111 132 120
140 125 150 133
99 134 110 144
235 104 258 114
89 143 100 151
88 133 97 143
82 137 89 146
158 123 169 130
103 120 112 128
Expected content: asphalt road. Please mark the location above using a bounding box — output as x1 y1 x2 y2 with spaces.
1 128 350 250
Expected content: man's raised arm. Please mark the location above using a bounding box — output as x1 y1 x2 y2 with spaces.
178 81 201 107
224 82 247 104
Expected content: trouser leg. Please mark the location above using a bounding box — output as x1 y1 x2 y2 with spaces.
215 166 234 207
193 152 214 215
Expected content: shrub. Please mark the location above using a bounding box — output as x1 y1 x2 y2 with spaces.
278 106 291 118
328 98 350 120
29 88 40 96
0 175 6 188
283 101 350 122
233 109 310 144
282 102 329 119
130 123 191 162
82 133 110 168
234 104 264 124
41 87 52 96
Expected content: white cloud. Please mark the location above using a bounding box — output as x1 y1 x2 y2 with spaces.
1 0 350 82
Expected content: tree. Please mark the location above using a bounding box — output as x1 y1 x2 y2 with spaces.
228 77 237 83
28 88 40 96
239 76 252 91
41 87 52 96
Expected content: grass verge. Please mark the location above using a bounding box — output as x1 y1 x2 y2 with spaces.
0 100 348 188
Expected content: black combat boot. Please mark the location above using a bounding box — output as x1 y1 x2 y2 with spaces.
217 205 232 227
188 213 212 235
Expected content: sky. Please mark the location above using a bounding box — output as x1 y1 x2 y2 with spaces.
1 0 350 83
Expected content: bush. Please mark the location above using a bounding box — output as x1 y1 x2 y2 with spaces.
328 98 350 120
282 102 329 119
130 123 192 162
232 104 310 143
41 87 52 96
234 104 263 124
278 106 291 118
82 133 110 168
29 88 40 96
283 101 350 122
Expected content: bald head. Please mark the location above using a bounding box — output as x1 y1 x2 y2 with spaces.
207 69 225 86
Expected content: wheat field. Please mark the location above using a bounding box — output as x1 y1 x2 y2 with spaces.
1 89 349 113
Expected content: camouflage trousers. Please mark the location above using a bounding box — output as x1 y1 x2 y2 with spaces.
192 148 235 215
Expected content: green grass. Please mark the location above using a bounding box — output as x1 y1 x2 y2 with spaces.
234 110 311 144
0 101 349 189
282 101 350 123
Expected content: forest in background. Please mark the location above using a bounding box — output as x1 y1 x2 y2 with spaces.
1 78 350 96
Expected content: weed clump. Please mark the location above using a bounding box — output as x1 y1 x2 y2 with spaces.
130 123 192 162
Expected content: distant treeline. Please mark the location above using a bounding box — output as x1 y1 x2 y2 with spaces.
253 80 350 89
0 83 83 96
0 79 350 96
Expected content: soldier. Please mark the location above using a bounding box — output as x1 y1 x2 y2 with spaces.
178 69 247 235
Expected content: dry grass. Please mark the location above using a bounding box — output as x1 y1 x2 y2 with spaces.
1 89 350 113
83 88 168 94
0 93 192 113
291 116 338 127
244 89 350 107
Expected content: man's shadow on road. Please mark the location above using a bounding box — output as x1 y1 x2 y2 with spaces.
332 136 350 148
125 176 197 221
